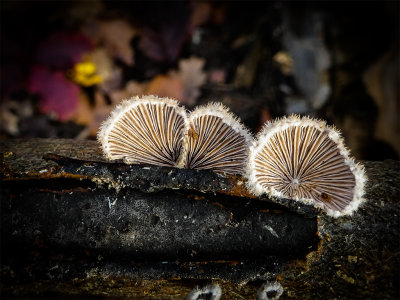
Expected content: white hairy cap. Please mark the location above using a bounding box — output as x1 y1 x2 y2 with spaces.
257 281 284 300
184 102 253 175
246 115 367 218
97 95 189 168
187 284 222 300
97 96 252 176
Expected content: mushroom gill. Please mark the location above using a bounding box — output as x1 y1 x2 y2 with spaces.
184 102 252 175
246 115 366 217
97 95 189 167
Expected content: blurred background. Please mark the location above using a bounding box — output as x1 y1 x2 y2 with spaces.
1 0 398 161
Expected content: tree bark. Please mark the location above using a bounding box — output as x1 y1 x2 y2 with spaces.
1 139 399 299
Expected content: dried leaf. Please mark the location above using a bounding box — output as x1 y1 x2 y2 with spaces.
273 51 293 75
88 48 114 83
191 2 226 26
108 80 146 104
138 19 190 63
28 66 80 121
363 46 400 156
191 2 213 27
73 90 116 139
208 69 226 84
0 100 32 136
172 56 206 106
146 74 184 100
99 20 136 66
143 57 206 106
72 92 94 126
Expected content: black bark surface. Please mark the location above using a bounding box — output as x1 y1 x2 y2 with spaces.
0 139 399 299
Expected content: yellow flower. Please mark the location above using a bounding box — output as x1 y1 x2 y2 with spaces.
68 61 103 87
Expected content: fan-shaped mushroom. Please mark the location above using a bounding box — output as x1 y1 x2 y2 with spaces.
246 115 366 217
97 95 189 167
184 102 252 175
98 96 252 176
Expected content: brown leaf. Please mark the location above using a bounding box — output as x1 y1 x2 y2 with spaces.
108 80 147 104
73 90 118 139
98 20 136 66
174 56 206 106
145 74 184 100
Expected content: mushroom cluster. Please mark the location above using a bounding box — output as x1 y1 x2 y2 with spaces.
98 96 366 217
97 95 251 175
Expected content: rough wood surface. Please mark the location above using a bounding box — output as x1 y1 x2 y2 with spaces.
0 138 316 216
1 139 399 299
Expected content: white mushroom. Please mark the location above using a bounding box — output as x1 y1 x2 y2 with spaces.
187 284 222 300
246 115 366 217
97 95 189 167
257 281 284 300
184 102 252 175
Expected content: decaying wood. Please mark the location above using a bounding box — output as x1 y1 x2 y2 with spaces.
0 138 316 215
1 139 399 299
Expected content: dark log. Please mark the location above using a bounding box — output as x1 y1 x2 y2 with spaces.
0 139 399 299
1 185 316 261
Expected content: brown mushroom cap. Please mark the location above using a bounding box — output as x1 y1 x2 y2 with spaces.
184 102 252 175
97 95 189 167
246 115 366 217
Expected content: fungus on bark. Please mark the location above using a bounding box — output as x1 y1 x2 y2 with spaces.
97 95 189 167
187 284 222 300
184 102 252 175
98 96 251 176
246 115 366 217
257 281 284 300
